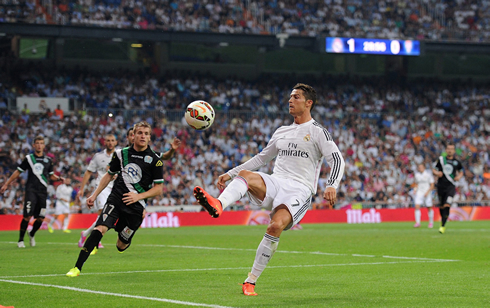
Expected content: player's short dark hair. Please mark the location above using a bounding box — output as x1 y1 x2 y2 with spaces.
293 83 317 111
446 142 456 148
33 135 44 143
126 127 133 137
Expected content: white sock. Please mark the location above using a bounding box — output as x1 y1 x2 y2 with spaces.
48 218 54 228
415 209 421 224
83 220 97 237
428 208 434 224
245 233 279 284
63 216 70 230
218 176 248 210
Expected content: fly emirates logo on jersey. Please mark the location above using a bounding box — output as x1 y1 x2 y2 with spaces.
278 142 309 158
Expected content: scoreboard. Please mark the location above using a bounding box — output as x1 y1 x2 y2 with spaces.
326 37 420 56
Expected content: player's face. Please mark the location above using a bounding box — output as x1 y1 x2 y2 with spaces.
446 145 455 157
288 89 310 117
417 164 425 173
127 130 134 145
105 136 117 151
33 140 45 154
64 178 71 185
133 127 151 148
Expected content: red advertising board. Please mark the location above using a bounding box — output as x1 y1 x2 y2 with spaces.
0 206 489 231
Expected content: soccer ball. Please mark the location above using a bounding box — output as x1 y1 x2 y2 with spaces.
184 100 215 130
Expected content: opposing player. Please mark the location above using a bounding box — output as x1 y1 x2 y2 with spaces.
413 164 435 228
77 134 118 252
0 136 64 248
193 83 345 295
66 121 164 277
432 142 463 234
48 177 74 233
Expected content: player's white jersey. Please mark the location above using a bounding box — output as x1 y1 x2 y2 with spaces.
87 149 114 189
227 119 345 193
56 183 73 205
414 169 434 195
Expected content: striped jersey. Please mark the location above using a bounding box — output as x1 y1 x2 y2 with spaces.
17 153 54 192
107 146 164 208
87 149 115 189
227 118 345 193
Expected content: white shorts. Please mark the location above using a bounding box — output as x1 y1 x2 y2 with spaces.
95 187 111 211
414 192 433 207
249 172 312 230
54 200 70 215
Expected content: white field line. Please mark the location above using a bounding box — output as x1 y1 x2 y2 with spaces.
0 279 236 308
0 241 461 262
0 260 458 279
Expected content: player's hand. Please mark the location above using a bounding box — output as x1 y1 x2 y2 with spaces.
86 195 96 209
123 192 140 205
171 137 182 150
323 187 337 206
217 173 231 190
76 189 84 201
0 184 7 194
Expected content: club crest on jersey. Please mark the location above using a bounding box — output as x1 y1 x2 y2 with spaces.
303 134 311 142
443 164 454 174
44 158 49 163
123 163 142 184
144 156 153 164
102 214 108 221
33 163 44 175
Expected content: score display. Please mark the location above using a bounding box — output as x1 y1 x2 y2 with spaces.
326 37 420 56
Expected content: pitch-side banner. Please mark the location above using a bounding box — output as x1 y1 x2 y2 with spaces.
1 207 490 231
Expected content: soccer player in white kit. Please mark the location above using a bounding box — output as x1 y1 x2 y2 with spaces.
77 134 118 250
194 83 345 296
413 163 435 228
48 177 74 233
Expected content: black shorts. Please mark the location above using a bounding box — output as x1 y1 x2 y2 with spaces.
24 190 48 218
437 185 456 207
96 198 144 245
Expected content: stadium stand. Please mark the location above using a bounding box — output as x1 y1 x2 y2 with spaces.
1 62 490 214
1 0 489 42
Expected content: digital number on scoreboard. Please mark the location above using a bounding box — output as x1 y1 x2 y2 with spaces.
326 37 420 56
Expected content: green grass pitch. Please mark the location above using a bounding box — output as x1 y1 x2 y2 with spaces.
0 221 489 307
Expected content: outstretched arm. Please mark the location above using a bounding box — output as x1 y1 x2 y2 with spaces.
161 138 181 160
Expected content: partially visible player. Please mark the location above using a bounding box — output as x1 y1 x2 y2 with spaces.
126 127 134 146
67 121 164 277
432 142 463 234
48 177 74 233
0 136 64 248
194 83 345 295
413 163 435 228
77 134 117 252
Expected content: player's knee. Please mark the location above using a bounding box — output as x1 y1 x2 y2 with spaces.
94 225 108 235
237 170 254 180
267 220 287 236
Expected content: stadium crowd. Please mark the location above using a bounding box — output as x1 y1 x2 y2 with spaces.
0 0 489 42
1 65 490 215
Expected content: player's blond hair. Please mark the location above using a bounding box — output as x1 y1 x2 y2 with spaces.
133 121 152 134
